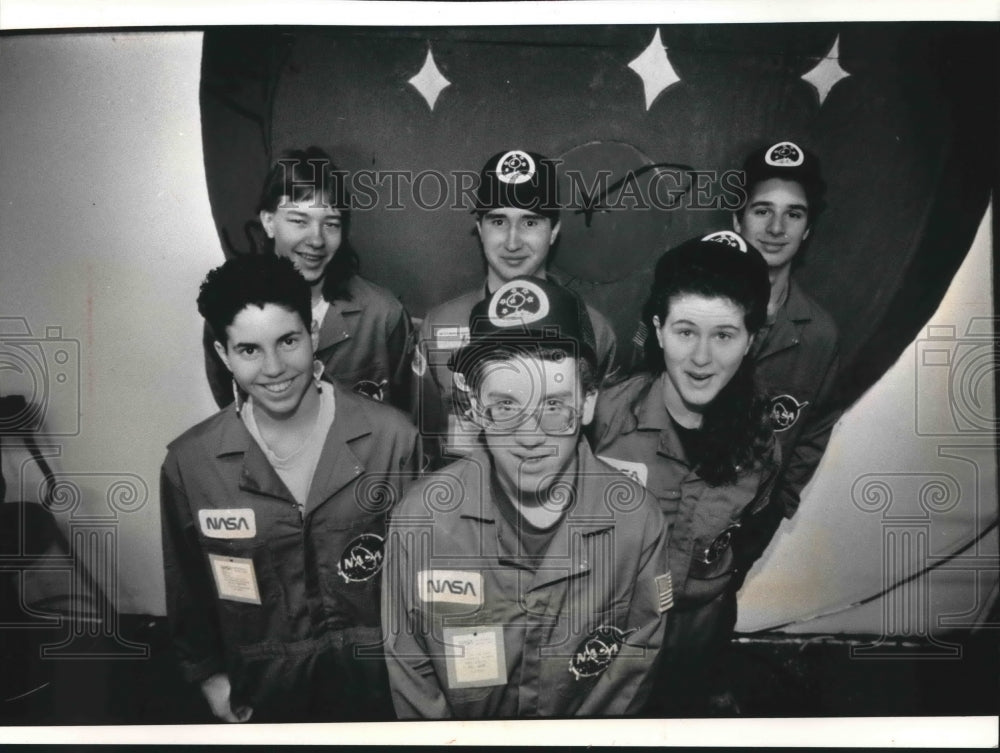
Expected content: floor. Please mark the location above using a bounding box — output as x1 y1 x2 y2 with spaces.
0 614 996 725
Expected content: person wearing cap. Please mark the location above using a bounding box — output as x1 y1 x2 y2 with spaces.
590 232 781 714
412 148 620 470
163 254 420 722
382 276 670 718
730 141 840 569
204 146 414 411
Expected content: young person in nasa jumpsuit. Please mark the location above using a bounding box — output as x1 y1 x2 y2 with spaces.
162 255 420 722
731 140 841 529
204 146 414 412
591 232 781 714
412 149 620 470
383 277 670 718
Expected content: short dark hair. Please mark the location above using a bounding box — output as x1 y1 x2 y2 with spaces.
465 344 597 399
256 146 359 302
197 255 312 347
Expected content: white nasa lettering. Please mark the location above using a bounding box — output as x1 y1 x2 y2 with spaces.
198 508 257 539
417 569 484 605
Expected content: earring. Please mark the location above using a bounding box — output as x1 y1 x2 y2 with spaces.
232 379 243 415
313 360 324 392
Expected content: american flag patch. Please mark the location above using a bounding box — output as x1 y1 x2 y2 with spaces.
631 321 649 348
655 572 674 614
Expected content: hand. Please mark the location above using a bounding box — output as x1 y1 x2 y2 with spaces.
200 673 253 723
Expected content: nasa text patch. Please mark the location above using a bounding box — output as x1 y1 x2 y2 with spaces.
198 508 256 539
418 569 483 606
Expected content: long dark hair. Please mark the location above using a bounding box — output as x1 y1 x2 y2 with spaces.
255 146 359 302
641 236 775 486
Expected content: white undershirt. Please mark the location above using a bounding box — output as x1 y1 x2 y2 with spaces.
242 381 336 511
312 298 330 335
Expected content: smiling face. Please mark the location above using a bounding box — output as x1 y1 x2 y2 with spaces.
477 207 560 291
260 196 343 289
471 353 595 503
734 177 810 272
654 293 752 427
214 303 319 423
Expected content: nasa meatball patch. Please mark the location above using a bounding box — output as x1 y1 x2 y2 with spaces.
337 533 385 583
569 625 634 681
770 394 810 432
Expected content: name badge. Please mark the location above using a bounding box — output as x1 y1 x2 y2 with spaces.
435 326 470 350
208 553 261 605
418 569 483 606
598 455 649 488
198 508 256 539
444 625 507 689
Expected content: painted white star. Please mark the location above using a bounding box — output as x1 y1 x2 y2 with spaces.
801 34 851 106
627 28 681 111
408 47 451 111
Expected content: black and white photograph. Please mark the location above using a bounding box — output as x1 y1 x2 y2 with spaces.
0 0 996 746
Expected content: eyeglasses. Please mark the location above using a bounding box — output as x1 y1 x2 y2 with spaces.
475 400 581 435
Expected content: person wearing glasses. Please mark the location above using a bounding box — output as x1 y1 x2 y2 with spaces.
412 148 620 470
163 255 420 723
204 146 414 411
382 277 669 718
590 231 781 714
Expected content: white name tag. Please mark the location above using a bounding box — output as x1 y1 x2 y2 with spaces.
435 326 470 350
208 553 261 604
598 455 649 488
444 625 507 689
198 508 256 539
418 569 483 605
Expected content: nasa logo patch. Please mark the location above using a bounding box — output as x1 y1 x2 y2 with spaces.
353 379 387 402
701 230 748 253
488 280 550 327
770 394 810 431
337 533 385 583
568 625 633 681
765 141 804 167
495 150 536 184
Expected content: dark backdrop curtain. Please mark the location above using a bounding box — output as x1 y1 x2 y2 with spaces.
200 24 997 410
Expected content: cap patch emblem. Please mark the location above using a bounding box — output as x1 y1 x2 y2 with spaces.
489 280 550 327
702 230 748 252
770 394 810 431
569 625 634 680
765 141 804 167
496 150 536 185
337 533 385 583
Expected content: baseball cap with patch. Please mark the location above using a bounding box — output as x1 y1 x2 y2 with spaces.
651 231 771 334
741 140 826 214
475 149 560 217
449 276 596 376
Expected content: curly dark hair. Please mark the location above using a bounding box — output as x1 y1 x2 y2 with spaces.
641 238 775 486
255 146 359 302
197 255 312 347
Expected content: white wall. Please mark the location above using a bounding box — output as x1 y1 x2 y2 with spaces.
0 32 219 614
1 31 995 627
